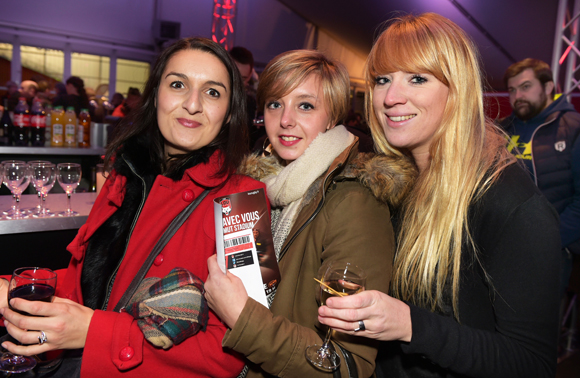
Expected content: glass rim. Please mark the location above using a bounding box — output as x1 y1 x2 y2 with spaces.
2 161 27 167
28 161 54 167
13 267 57 281
56 163 81 168
328 261 367 279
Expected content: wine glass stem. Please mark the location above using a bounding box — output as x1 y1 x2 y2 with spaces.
321 327 333 349
66 192 72 213
37 191 42 209
14 195 21 216
41 193 47 215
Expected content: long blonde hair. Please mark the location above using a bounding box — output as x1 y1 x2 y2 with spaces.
366 13 515 316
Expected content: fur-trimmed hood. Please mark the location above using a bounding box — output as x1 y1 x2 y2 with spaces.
239 150 417 209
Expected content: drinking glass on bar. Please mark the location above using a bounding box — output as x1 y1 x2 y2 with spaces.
56 163 82 217
2 161 30 220
30 161 56 218
1 160 26 217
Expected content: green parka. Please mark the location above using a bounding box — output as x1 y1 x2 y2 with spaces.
224 139 416 378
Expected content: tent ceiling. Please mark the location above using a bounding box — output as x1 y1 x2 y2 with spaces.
277 0 559 91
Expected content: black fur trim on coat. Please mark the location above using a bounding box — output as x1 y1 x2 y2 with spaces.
81 137 214 310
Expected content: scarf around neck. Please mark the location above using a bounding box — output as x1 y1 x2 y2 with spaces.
264 125 354 257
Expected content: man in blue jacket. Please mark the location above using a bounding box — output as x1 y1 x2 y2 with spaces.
500 58 580 294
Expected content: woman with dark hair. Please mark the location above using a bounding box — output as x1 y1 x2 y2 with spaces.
0 37 262 377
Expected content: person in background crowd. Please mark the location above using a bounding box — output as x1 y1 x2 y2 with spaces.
0 80 18 111
52 82 68 109
230 46 263 149
344 111 374 152
205 49 416 378
19 80 38 106
112 87 141 118
230 46 257 93
500 58 580 296
0 36 261 377
110 92 125 110
318 13 561 378
65 76 90 116
34 80 52 108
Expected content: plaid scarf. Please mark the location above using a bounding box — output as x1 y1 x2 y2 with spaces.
125 267 209 349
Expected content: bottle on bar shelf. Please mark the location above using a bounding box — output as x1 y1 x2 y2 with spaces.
51 106 64 147
64 106 77 147
13 97 30 146
77 108 91 148
44 103 52 147
0 99 13 146
30 99 46 147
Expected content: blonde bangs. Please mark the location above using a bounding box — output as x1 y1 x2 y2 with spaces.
367 17 448 88
257 50 349 125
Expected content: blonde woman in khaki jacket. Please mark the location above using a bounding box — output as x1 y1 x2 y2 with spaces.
205 50 416 378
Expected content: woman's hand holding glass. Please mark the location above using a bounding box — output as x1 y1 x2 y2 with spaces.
317 290 413 343
0 290 94 356
0 268 57 373
305 261 366 371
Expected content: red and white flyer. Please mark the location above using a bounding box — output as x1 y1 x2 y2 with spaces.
214 188 280 308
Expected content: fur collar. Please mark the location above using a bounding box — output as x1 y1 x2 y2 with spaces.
239 150 417 209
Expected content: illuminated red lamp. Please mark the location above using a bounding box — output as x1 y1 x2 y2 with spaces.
211 0 237 50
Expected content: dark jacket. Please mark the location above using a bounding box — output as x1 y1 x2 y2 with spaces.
501 96 580 252
224 139 417 378
377 163 561 378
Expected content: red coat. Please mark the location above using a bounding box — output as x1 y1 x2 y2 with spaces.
58 152 265 377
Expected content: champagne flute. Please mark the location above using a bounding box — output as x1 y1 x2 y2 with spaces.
30 161 56 218
2 162 30 220
305 261 366 371
0 267 57 373
56 163 82 217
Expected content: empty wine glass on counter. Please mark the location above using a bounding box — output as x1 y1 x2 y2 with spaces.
29 161 56 218
2 161 30 220
28 160 51 214
1 160 25 217
56 163 82 216
0 267 57 373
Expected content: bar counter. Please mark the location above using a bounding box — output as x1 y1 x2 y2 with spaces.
0 192 97 234
0 193 98 275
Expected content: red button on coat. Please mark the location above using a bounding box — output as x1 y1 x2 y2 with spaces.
182 189 194 202
154 254 164 266
119 346 134 361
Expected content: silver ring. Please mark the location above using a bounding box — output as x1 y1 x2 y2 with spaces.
354 320 366 332
38 330 48 345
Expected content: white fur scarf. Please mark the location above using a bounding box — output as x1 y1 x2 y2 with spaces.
264 126 354 256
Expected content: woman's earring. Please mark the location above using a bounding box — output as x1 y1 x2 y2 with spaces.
262 137 272 157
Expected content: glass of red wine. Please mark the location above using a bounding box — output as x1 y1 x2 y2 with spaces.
0 267 57 373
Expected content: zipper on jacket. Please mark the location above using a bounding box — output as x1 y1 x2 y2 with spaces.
278 163 342 261
101 157 148 311
528 114 559 185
